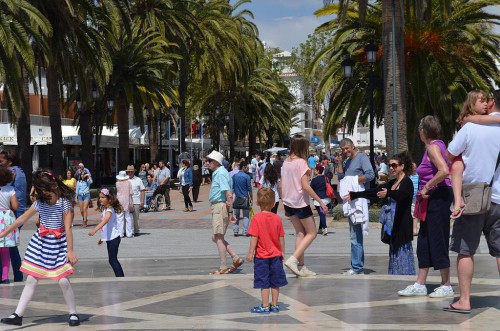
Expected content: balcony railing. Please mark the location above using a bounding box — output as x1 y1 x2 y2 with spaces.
1 108 73 126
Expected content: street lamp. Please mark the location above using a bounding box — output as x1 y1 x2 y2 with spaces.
94 90 114 189
341 42 379 186
365 41 378 173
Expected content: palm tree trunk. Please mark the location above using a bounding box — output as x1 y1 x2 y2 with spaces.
147 108 159 161
47 65 64 176
382 0 407 155
79 109 94 173
178 58 189 153
117 91 129 168
17 62 32 191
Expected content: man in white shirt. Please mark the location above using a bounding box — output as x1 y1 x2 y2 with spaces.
156 160 171 210
127 165 145 236
444 89 500 314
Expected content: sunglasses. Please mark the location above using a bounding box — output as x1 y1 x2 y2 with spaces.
389 163 400 168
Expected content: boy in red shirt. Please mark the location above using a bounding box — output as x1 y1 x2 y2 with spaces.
246 188 287 314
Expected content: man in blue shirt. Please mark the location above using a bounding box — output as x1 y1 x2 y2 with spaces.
207 151 243 274
232 161 253 237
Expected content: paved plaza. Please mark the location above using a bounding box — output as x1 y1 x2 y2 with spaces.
0 185 498 330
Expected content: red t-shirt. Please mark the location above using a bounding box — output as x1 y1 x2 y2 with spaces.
248 211 285 259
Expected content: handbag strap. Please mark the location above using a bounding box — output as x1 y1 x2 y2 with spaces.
489 152 500 187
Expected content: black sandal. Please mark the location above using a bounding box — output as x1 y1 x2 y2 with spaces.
69 313 80 327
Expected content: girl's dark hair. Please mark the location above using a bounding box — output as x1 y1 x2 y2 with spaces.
0 149 20 166
97 188 123 214
32 169 74 202
264 163 279 187
0 167 13 186
65 168 74 178
390 151 414 177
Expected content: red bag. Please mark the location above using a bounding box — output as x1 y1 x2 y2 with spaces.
325 177 335 200
413 191 428 222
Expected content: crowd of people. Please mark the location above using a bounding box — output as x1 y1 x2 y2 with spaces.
0 89 498 325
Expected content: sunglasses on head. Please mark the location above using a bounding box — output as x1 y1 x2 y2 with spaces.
389 163 399 168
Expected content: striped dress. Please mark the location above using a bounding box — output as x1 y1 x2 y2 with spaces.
20 198 74 280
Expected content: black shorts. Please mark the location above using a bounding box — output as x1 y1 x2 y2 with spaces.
284 205 313 219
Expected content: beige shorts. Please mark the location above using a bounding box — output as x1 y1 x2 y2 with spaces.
211 202 229 235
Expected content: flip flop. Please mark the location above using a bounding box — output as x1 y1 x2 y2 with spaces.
442 304 471 314
209 268 229 275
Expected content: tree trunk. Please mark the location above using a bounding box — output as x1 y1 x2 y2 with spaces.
248 124 257 157
17 62 32 191
79 109 94 173
47 65 64 176
178 58 189 153
229 105 235 160
382 0 407 155
117 91 129 168
147 108 159 161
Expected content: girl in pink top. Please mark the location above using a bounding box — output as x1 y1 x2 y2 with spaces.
280 135 327 277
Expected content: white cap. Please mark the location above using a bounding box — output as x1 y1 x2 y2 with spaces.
207 151 224 165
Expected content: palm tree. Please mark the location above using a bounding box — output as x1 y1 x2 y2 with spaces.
106 23 178 168
0 0 51 185
314 0 500 155
29 0 112 176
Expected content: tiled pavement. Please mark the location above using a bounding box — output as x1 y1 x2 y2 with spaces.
0 185 498 330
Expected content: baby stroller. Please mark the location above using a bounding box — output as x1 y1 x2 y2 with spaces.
145 186 166 212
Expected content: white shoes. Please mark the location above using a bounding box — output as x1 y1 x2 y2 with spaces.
284 256 300 276
322 228 328 236
397 284 427 296
428 285 454 298
298 265 316 277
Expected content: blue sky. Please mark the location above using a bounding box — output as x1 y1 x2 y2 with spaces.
241 0 330 51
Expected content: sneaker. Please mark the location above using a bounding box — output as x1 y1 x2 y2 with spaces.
397 284 427 296
250 304 270 314
270 305 280 313
429 285 454 298
322 228 328 236
284 256 300 276
298 265 317 277
343 269 362 276
317 228 323 234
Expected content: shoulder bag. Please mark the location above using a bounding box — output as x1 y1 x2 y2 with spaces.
324 176 335 200
461 152 500 215
233 196 250 210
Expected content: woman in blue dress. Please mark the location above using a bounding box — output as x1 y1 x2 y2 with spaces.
344 151 416 275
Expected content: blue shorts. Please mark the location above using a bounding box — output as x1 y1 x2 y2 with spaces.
254 256 288 289
284 205 313 219
77 193 91 202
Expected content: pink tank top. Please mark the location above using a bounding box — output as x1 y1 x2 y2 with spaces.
416 140 451 189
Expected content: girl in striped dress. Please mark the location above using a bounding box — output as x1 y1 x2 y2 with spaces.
0 170 80 327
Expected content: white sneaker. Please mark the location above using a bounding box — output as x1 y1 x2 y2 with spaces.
298 265 317 277
397 284 427 296
322 228 328 236
343 269 362 276
284 256 300 276
428 285 454 298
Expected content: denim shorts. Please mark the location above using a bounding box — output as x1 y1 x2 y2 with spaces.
254 256 288 289
77 193 91 202
284 205 313 219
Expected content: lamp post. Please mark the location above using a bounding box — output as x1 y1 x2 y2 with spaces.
341 42 379 185
365 41 378 171
214 105 221 151
93 89 114 189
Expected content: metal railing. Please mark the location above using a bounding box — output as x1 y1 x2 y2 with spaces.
0 109 73 126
